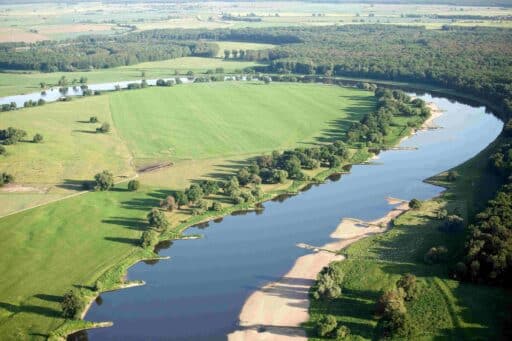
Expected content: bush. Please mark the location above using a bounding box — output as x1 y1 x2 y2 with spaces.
408 198 422 209
333 325 351 339
93 170 114 191
61 290 83 319
32 133 43 143
424 246 448 264
173 191 188 208
89 116 99 123
311 265 343 300
127 179 140 191
0 145 5 156
147 208 169 231
160 196 177 211
211 201 222 211
396 273 418 301
316 315 337 337
96 122 110 133
140 229 159 248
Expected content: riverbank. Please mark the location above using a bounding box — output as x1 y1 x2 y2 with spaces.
227 198 409 341
226 102 444 341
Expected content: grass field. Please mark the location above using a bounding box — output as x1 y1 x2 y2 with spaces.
109 82 374 161
0 57 263 97
0 184 166 340
305 140 511 340
0 95 134 188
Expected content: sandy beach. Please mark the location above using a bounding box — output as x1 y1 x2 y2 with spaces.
228 103 444 341
228 198 410 341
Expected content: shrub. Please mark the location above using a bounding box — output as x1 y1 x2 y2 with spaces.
93 170 114 191
89 116 99 123
160 196 177 211
127 179 140 191
32 133 43 143
396 273 418 301
96 122 110 133
211 201 222 212
334 325 351 339
316 315 337 337
192 207 206 216
61 290 83 319
140 230 159 248
197 199 209 211
0 145 5 156
424 246 448 264
147 208 169 231
0 172 14 187
408 198 422 209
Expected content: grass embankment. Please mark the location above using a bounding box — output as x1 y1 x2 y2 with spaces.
305 138 511 340
0 57 263 97
0 83 379 339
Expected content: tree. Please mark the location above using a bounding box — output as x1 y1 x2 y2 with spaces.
185 184 204 204
140 229 159 248
211 201 222 211
408 198 422 209
232 49 238 59
311 265 343 300
424 246 448 264
224 176 240 196
0 145 5 156
61 290 83 319
96 123 110 133
93 170 114 191
316 315 337 337
127 179 140 191
173 191 188 208
0 172 14 187
147 208 169 231
199 180 220 196
237 167 252 186
32 133 43 143
89 116 99 123
396 273 418 301
224 49 230 59
160 196 177 211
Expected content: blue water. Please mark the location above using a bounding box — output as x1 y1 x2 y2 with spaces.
82 94 502 340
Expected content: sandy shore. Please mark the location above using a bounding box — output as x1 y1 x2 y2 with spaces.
228 198 410 341
422 102 443 130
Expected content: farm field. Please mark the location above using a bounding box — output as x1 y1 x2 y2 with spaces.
0 57 263 97
110 82 375 161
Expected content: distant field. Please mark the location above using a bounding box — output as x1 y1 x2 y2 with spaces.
109 82 374 161
0 57 263 97
213 41 276 57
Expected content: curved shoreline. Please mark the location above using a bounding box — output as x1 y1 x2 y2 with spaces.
227 105 443 341
65 91 443 339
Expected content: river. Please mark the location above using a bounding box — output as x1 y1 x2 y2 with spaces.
75 93 502 340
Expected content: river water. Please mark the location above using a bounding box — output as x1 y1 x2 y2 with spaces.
76 93 502 340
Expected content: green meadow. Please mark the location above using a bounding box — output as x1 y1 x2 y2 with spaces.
109 82 374 161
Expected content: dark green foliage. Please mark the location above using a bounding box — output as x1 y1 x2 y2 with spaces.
89 116 99 123
396 273 419 301
0 145 5 156
0 127 27 145
173 191 188 208
61 290 83 319
424 246 448 264
156 79 174 87
93 170 114 191
199 180 220 196
185 184 204 203
0 172 14 187
447 170 459 182
96 122 110 133
465 183 512 285
311 265 343 300
333 324 351 340
140 229 159 249
211 201 222 212
32 133 43 143
316 315 338 337
127 179 140 191
147 208 169 231
409 198 422 210
223 176 240 196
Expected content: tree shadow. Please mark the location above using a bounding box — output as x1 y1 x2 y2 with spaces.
72 130 97 134
0 301 61 318
120 197 161 211
104 236 139 245
57 179 89 191
76 120 94 124
102 217 147 231
33 294 61 303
